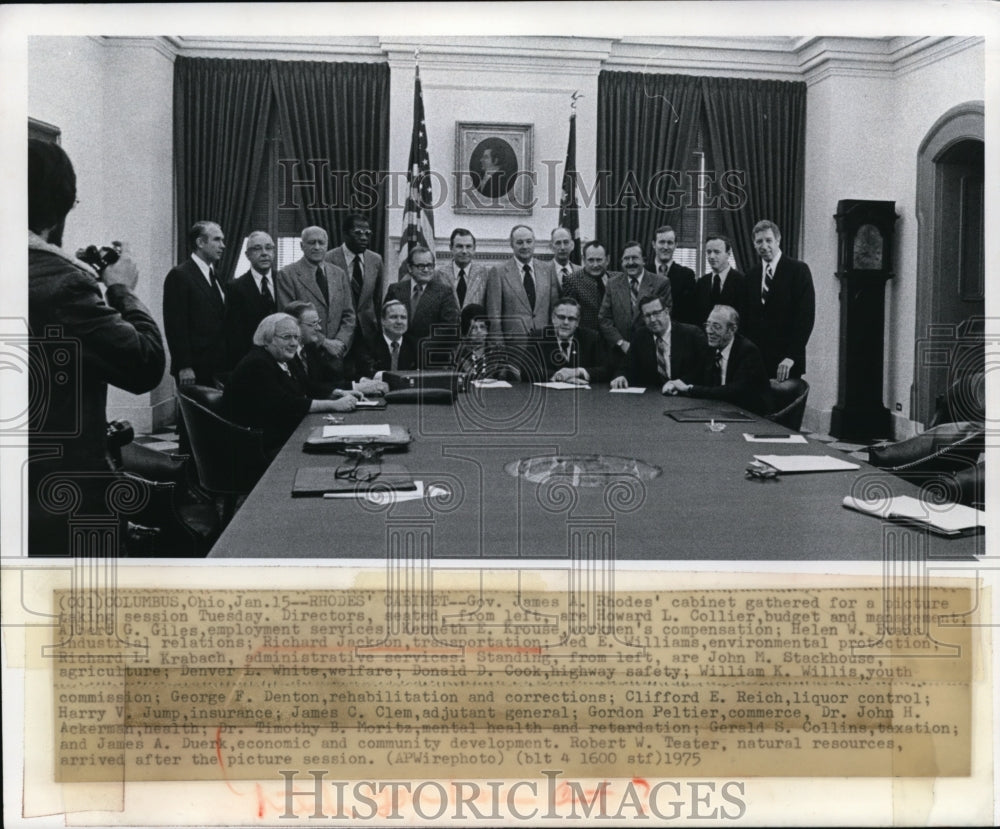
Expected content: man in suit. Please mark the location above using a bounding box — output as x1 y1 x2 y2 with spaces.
694 234 746 324
435 228 488 309
225 230 277 367
486 224 558 343
665 305 771 415
652 224 699 325
550 226 579 291
528 297 609 384
223 313 358 457
561 240 609 340
598 240 672 374
360 299 418 377
741 219 815 381
611 296 711 393
325 212 383 361
385 246 461 368
163 220 228 387
276 225 356 372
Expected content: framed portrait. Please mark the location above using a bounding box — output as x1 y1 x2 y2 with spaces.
454 121 533 215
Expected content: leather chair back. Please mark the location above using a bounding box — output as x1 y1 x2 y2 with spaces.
767 379 809 431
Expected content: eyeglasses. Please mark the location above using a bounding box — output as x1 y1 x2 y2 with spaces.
745 461 779 481
274 333 300 342
553 314 579 322
704 322 728 332
247 244 275 253
335 445 384 482
642 309 667 320
410 263 435 270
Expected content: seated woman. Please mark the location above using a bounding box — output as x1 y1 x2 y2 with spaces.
453 304 517 382
223 313 359 456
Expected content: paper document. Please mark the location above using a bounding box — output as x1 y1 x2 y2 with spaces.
533 381 591 390
322 424 392 438
354 399 384 408
472 379 512 388
610 386 646 394
754 454 860 473
842 494 984 536
743 433 808 444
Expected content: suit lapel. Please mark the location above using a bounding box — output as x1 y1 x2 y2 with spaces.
298 261 328 310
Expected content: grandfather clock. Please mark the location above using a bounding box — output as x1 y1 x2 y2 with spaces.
829 200 898 441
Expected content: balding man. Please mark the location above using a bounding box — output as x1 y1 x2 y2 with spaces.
486 225 558 342
550 226 578 290
277 226 356 368
226 230 277 366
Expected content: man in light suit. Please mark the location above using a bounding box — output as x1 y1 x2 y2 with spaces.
486 224 558 343
385 246 461 368
435 228 488 309
276 226 356 367
325 211 384 360
163 220 228 387
652 224 699 325
225 229 277 367
611 295 711 393
741 219 815 381
598 240 672 374
550 226 579 290
665 305 770 415
693 234 746 325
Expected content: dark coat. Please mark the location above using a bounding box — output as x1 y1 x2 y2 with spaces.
225 269 277 367
742 255 815 378
684 334 771 415
163 256 227 383
384 277 461 367
623 322 711 389
694 268 747 325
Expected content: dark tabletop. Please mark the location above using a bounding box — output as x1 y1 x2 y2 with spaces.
209 385 984 560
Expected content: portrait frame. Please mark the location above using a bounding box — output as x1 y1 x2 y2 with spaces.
454 121 533 215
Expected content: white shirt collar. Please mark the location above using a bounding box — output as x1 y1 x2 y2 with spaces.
342 244 360 268
764 251 782 272
250 269 271 290
190 253 213 281
383 332 403 349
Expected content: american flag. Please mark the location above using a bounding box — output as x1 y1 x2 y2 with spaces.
399 65 434 269
558 112 581 265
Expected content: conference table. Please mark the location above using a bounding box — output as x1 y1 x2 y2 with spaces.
209 384 984 560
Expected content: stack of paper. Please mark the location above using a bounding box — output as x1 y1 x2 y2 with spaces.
842 494 985 537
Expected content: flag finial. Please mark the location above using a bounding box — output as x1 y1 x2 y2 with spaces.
570 90 583 110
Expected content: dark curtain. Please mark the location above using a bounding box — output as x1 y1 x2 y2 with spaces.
173 57 274 276
596 72 702 264
701 76 807 267
271 61 390 254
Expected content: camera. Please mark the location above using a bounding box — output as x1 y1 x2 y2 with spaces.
75 241 123 277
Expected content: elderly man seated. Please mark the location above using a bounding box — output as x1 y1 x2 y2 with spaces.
224 313 359 455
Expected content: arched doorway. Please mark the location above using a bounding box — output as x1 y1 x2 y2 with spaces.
913 102 984 426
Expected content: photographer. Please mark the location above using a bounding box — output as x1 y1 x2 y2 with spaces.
28 139 165 555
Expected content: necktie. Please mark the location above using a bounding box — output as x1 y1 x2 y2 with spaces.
655 335 670 381
659 263 668 277
298 349 308 376
629 277 639 313
561 266 570 286
761 263 773 305
278 361 291 377
711 273 721 305
456 268 468 306
390 340 400 371
209 266 224 304
412 282 423 307
352 256 364 303
260 274 274 309
712 348 723 386
315 266 329 305
522 264 536 311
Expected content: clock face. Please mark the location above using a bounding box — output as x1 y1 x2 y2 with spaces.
853 223 884 270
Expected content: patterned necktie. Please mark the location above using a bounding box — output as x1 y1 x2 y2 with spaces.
260 274 274 309
351 256 364 303
561 266 570 286
711 273 721 305
315 266 329 305
761 263 773 305
629 277 639 314
522 264 536 311
712 348 723 385
655 335 669 381
456 268 468 306
390 340 400 371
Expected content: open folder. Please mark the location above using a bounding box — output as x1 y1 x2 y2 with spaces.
842 494 985 537
753 454 860 473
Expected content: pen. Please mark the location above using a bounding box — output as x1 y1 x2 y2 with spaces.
753 433 790 438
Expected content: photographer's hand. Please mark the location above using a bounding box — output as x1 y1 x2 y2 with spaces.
103 256 139 290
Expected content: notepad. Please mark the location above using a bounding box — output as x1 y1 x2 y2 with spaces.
533 381 591 390
609 387 646 394
322 424 391 438
753 454 860 473
842 494 985 537
472 379 512 388
743 433 809 444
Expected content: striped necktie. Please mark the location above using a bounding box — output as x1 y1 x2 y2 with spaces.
761 263 773 305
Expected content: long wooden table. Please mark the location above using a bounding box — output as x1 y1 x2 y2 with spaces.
209 385 984 560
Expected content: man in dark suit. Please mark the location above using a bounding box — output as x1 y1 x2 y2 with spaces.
486 224 558 342
276 225 356 371
527 298 610 384
225 230 277 367
435 228 488 309
598 240 672 374
385 246 460 368
652 224 699 325
326 211 384 360
665 305 771 415
741 219 815 381
694 234 746 324
610 296 711 393
223 313 357 456
163 220 228 387
359 299 418 376
561 240 609 340
550 226 579 291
